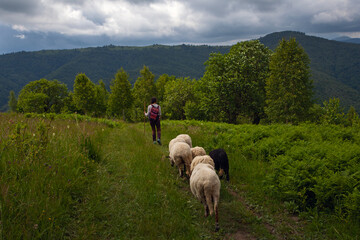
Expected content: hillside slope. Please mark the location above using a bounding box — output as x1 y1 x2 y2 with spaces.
1 31 360 111
0 45 230 111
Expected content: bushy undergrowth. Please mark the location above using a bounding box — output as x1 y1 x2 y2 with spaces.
0 113 114 239
162 120 360 224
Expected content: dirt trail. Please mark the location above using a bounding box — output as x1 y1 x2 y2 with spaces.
223 186 303 240
225 188 273 240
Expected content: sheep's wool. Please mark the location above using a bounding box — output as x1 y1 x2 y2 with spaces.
190 163 220 216
190 146 206 159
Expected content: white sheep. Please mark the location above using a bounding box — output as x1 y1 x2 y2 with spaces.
190 163 221 231
190 155 215 174
168 137 186 153
175 134 192 148
169 141 192 177
190 146 206 159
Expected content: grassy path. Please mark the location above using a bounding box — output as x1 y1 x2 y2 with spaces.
71 124 215 239
71 123 302 240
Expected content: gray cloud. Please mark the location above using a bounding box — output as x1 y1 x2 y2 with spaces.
0 0 40 13
0 0 360 53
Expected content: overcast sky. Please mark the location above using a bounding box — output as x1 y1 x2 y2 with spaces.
1 0 360 54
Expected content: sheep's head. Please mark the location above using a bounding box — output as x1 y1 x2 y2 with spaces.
218 168 224 178
167 155 175 166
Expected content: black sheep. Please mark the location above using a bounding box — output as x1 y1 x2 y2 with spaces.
209 148 230 181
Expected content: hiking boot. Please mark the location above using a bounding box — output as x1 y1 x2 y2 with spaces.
157 139 162 145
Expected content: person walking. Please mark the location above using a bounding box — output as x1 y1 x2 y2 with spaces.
144 97 162 145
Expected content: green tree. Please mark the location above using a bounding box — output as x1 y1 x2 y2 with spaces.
309 104 325 124
132 66 157 121
93 80 109 117
321 98 345 125
8 90 18 112
162 77 196 120
107 68 133 120
184 80 207 120
18 92 49 113
156 74 176 103
265 38 313 124
17 79 69 113
200 40 271 123
345 106 359 127
73 73 97 115
62 92 78 113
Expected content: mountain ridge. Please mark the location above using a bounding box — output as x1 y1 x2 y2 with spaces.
1 31 359 112
332 36 360 44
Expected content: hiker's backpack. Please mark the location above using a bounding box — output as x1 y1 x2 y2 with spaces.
149 105 159 120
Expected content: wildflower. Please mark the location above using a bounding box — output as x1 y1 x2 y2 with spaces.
49 218 52 221
52 133 55 137
33 133 36 137
67 125 70 129
34 224 38 230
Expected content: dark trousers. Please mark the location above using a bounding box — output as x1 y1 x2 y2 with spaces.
150 118 161 141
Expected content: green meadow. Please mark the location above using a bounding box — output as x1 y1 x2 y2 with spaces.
1 113 359 239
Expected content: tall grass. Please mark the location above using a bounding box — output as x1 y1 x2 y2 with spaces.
0 113 109 239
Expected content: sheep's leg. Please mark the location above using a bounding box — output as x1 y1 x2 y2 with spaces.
184 154 192 177
178 161 185 177
205 194 214 216
226 170 230 181
185 163 191 178
199 190 209 217
213 195 220 231
215 205 219 232
203 204 209 217
178 166 183 177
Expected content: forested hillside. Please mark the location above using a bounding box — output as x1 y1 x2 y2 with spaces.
0 45 230 111
1 31 360 111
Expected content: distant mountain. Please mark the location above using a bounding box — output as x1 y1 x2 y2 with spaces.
0 31 360 112
259 31 360 111
333 36 360 44
0 45 230 111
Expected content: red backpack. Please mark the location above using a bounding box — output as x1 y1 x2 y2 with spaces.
149 105 159 120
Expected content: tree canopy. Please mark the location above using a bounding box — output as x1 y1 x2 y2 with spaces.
17 79 69 113
265 38 314 124
200 40 271 123
107 68 133 119
132 66 157 121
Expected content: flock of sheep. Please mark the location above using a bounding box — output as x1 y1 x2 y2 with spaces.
167 134 230 231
